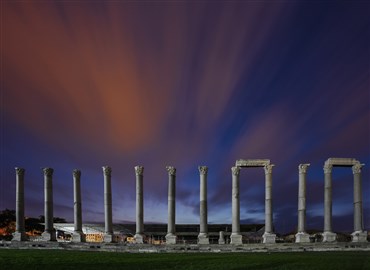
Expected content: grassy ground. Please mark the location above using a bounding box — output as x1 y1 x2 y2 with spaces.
0 249 369 270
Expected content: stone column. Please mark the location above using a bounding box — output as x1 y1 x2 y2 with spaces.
262 164 276 243
218 231 225 244
351 163 367 242
102 166 115 243
323 164 336 242
134 166 144 244
165 166 177 244
41 167 56 241
72 169 85 242
198 166 209 244
295 164 310 243
230 166 242 245
12 167 27 241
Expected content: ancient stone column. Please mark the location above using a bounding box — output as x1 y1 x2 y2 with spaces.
322 164 336 242
102 166 115 243
230 166 242 245
262 164 276 243
351 163 367 242
134 166 144 244
41 167 56 241
165 166 177 244
218 231 225 244
72 169 85 242
12 167 27 241
295 164 310 243
198 166 209 244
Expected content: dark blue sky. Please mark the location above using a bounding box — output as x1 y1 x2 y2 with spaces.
1 1 369 234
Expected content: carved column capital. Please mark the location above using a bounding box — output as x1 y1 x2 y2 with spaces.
323 164 332 174
198 166 208 175
102 166 112 176
298 164 310 174
231 166 240 176
264 164 274 175
135 166 144 176
73 169 81 178
15 167 25 176
43 167 54 177
166 166 176 176
352 163 364 174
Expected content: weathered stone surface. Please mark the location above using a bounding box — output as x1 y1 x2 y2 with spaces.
262 232 276 244
218 231 225 245
351 231 368 243
295 232 310 243
165 233 177 244
230 233 242 245
198 233 209 245
322 231 336 242
236 159 270 167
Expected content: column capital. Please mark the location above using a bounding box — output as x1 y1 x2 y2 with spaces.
102 166 112 176
298 164 310 173
352 163 364 174
135 166 144 176
73 169 81 178
43 167 54 177
198 166 208 175
166 166 176 176
231 166 240 176
15 167 25 176
264 164 275 175
323 164 332 174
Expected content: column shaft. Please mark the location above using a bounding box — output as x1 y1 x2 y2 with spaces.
103 166 114 242
166 166 177 244
13 168 27 241
353 165 363 232
42 168 56 241
324 168 332 232
135 166 144 243
295 164 310 243
230 166 242 245
264 168 273 233
72 169 85 242
198 166 209 244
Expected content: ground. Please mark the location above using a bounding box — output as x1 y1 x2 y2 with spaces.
0 250 369 270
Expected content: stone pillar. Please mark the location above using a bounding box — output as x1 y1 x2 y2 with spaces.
323 164 336 242
12 167 27 241
165 166 177 244
41 167 56 241
230 166 242 245
102 166 115 243
134 166 145 244
262 164 276 243
218 231 225 244
295 164 310 243
351 163 367 242
72 169 85 242
198 166 209 244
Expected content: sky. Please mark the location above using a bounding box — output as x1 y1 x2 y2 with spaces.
1 1 369 234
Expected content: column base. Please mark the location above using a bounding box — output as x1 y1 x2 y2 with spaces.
72 231 86 242
12 232 28 241
295 232 310 243
165 233 177 244
134 233 145 244
322 231 336 242
351 231 368 243
103 233 116 243
230 233 243 245
41 231 57 241
198 233 209 245
262 232 276 244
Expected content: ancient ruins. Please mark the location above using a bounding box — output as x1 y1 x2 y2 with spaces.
11 158 368 245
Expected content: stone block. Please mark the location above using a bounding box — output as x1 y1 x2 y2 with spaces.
41 231 57 241
322 231 336 242
72 232 86 243
198 233 209 245
230 233 243 245
134 234 144 244
12 232 28 241
165 233 177 244
351 231 368 243
262 232 276 244
295 232 310 243
103 233 115 243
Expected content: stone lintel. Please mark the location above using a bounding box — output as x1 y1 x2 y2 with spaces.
235 159 270 167
325 158 360 167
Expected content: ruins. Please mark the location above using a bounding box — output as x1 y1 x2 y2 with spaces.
11 158 368 245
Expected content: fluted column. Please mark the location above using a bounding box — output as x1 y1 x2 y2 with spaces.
72 169 85 242
12 167 27 241
41 167 56 241
323 164 336 242
198 166 209 244
262 164 276 243
351 163 367 242
102 166 115 242
134 166 144 244
165 166 177 244
295 164 310 243
230 166 242 245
